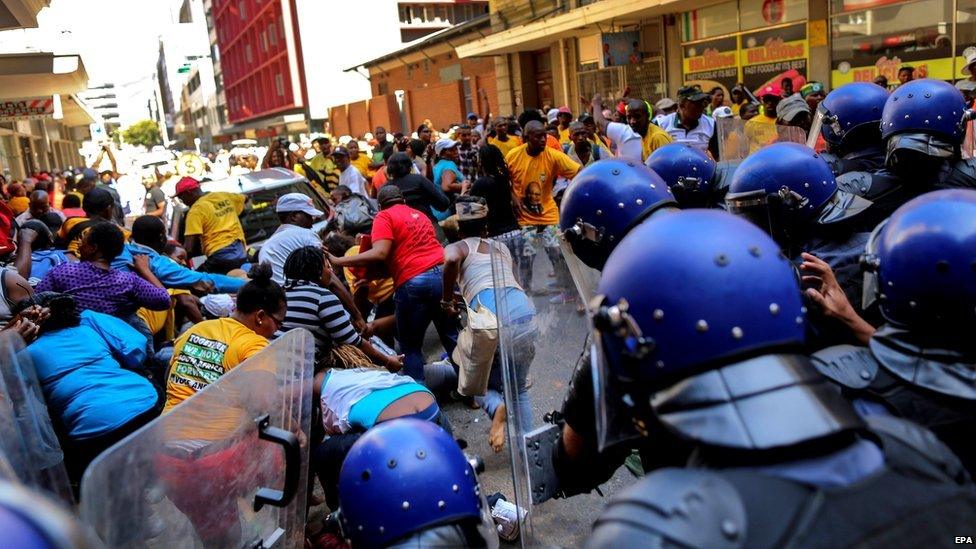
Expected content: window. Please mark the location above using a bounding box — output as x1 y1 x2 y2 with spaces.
831 0 954 84
377 81 389 95
681 1 738 42
245 44 252 63
275 73 285 96
268 22 277 45
739 0 807 30
239 0 246 19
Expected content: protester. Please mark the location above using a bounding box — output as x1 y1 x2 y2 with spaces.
22 292 161 488
442 196 536 452
6 182 28 215
470 145 523 270
333 146 369 197
59 193 84 218
652 97 678 124
176 176 249 274
278 245 401 371
385 152 449 225
308 137 341 190
956 48 976 98
14 220 68 285
776 92 812 132
874 74 889 88
800 81 827 112
432 138 467 210
706 86 725 115
656 85 718 157
257 192 325 284
898 65 915 84
456 125 480 182
592 95 672 162
555 106 573 144
729 84 750 116
328 185 457 383
143 174 166 219
744 83 782 152
37 222 170 319
346 140 371 179
504 120 580 300
16 190 63 225
487 118 522 158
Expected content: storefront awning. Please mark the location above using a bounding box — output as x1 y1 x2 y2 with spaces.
0 0 50 30
0 53 88 99
456 0 721 58
60 93 95 127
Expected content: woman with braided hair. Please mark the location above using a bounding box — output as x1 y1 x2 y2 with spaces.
279 245 401 372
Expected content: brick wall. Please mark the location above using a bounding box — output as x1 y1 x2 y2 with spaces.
328 95 402 138
406 81 465 132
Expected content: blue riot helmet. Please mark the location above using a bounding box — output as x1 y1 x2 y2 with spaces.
808 82 888 153
337 419 490 548
590 209 862 450
860 189 976 337
726 142 869 252
881 79 970 175
560 159 677 270
645 143 716 208
0 480 95 548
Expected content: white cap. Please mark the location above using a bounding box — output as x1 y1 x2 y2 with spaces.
546 108 559 123
712 106 733 119
275 192 324 217
434 138 458 156
963 47 976 75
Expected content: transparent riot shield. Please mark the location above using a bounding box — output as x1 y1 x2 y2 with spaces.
80 330 314 548
0 331 73 504
558 234 601 304
717 117 810 161
491 241 627 547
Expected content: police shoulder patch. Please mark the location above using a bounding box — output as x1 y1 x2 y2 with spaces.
811 344 880 389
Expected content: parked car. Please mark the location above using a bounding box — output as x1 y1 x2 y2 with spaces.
168 168 332 265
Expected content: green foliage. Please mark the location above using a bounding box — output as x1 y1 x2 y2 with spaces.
121 119 162 148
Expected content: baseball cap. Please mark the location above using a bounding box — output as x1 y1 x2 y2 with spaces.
677 85 710 102
332 145 350 157
467 112 478 119
81 168 98 181
174 176 200 195
757 84 783 98
434 138 458 156
546 108 559 123
712 106 734 119
557 106 572 115
776 94 810 123
799 81 825 98
655 98 677 111
276 192 324 217
962 48 976 75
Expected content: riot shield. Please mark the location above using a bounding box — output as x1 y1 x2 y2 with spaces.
0 331 73 504
717 117 809 161
491 243 627 547
80 330 314 548
558 234 601 304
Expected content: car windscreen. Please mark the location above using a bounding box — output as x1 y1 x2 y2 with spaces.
240 182 329 244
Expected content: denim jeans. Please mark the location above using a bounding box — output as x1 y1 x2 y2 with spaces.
393 266 459 383
492 229 525 287
519 225 572 294
476 320 536 431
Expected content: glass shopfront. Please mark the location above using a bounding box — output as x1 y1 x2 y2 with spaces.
830 0 974 86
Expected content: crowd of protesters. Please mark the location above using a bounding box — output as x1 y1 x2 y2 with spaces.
2 50 976 547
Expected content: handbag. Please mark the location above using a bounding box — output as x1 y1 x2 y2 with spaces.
452 303 499 397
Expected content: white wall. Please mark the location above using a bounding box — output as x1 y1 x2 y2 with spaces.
294 0 405 119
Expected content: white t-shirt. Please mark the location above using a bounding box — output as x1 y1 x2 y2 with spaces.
15 208 66 225
320 368 425 434
257 224 322 284
658 112 715 153
339 164 367 196
605 121 645 163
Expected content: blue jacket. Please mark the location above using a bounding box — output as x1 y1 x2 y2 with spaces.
112 243 245 293
27 310 158 439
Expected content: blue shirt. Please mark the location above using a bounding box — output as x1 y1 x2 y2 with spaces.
29 249 68 283
112 243 245 294
432 159 464 221
27 310 158 439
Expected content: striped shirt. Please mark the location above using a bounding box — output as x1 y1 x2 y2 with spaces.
277 283 362 362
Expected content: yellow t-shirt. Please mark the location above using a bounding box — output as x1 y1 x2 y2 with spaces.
183 192 246 257
744 114 779 154
488 135 523 159
350 154 371 179
164 317 268 413
641 123 674 161
7 196 28 216
343 245 395 304
138 289 190 341
505 144 581 226
559 127 572 145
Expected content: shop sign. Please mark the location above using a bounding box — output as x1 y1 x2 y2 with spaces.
0 97 55 121
682 37 740 96
831 55 968 87
740 23 808 92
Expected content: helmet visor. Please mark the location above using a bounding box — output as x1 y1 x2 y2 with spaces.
726 189 774 236
559 234 601 304
860 218 888 312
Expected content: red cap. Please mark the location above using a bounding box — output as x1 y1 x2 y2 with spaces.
557 106 572 114
757 84 783 98
616 100 627 115
175 176 201 195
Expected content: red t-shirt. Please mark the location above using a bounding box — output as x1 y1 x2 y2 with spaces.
370 204 444 288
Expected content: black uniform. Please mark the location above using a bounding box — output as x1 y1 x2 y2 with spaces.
588 415 976 548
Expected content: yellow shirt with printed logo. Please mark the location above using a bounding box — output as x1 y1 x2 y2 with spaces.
505 144 581 226
183 192 246 256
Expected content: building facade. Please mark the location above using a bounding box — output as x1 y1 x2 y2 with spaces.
397 1 489 41
457 0 975 115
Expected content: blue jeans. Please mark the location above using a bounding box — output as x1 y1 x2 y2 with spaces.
476 320 536 431
393 266 459 382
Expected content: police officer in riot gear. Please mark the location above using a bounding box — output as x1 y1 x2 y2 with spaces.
585 209 976 547
645 143 720 208
336 419 499 548
813 189 976 475
811 81 889 176
837 79 976 220
725 142 873 308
